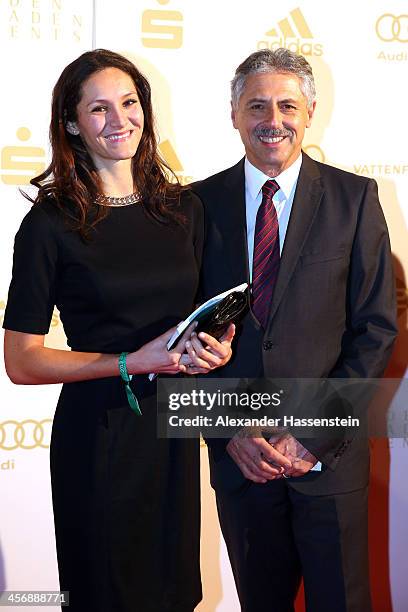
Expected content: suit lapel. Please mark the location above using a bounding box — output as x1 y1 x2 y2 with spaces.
265 153 324 328
219 159 250 285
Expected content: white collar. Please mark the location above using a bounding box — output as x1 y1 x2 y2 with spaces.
245 154 302 200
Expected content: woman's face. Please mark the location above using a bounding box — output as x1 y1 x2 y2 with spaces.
74 67 144 171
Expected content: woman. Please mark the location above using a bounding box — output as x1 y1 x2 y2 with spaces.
3 49 233 612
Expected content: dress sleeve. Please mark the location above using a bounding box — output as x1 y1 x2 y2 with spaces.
3 204 58 335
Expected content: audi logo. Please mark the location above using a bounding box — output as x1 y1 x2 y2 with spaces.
304 144 325 164
0 419 52 450
375 14 408 42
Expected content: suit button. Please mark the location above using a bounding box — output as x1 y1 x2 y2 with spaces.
263 341 274 350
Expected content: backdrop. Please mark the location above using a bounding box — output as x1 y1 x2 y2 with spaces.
0 1 407 610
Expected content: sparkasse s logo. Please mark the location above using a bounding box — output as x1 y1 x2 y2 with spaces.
258 7 323 57
141 0 183 49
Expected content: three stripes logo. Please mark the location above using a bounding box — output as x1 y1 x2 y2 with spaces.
266 8 313 40
159 139 193 185
258 8 323 57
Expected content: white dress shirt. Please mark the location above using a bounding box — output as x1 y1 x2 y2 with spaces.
245 154 302 281
245 155 322 472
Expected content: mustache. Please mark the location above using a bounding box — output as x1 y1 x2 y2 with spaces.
253 127 292 138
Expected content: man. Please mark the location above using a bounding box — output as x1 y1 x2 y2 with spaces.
193 49 397 612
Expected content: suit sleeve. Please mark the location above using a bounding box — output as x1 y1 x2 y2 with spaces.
331 179 397 378
299 178 398 468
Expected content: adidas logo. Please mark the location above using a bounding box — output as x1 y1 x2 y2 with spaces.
160 140 183 173
159 139 193 185
257 7 323 57
266 8 313 39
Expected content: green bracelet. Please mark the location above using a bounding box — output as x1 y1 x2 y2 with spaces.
118 352 142 416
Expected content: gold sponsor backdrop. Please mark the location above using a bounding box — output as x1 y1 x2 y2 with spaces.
0 2 93 611
0 1 407 610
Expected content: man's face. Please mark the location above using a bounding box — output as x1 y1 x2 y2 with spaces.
231 72 315 177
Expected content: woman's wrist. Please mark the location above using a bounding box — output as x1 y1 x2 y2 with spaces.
124 349 144 376
118 352 142 416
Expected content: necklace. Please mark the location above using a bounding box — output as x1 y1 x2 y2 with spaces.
95 191 141 207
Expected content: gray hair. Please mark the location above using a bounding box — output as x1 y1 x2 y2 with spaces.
231 48 316 110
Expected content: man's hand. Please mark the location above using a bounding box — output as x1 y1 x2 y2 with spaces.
226 429 293 483
270 433 318 477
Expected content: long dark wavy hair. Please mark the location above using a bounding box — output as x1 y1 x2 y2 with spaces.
28 49 183 236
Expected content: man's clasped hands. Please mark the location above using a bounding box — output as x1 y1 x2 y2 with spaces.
226 429 318 482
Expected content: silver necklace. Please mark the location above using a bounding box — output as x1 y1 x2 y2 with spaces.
95 191 141 207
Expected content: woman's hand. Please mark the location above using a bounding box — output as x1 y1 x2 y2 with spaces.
180 324 235 375
126 323 198 376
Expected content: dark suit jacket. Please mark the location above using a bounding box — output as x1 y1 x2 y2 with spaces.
193 152 397 495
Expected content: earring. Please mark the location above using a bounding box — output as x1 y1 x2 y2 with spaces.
66 121 80 136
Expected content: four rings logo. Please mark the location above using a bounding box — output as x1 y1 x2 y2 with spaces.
376 14 408 42
0 419 52 450
303 144 325 164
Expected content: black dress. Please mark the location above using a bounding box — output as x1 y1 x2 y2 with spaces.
3 192 204 612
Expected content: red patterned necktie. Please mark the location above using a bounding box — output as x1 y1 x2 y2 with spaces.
252 179 280 327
